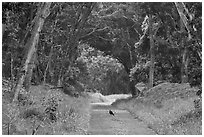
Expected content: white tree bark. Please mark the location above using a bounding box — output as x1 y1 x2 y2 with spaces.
13 2 51 102
175 2 191 83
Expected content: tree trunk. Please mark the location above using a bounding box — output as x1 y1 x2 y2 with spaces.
68 3 95 64
129 80 140 97
184 48 189 83
121 27 139 97
61 3 95 88
181 46 189 83
10 53 14 91
13 3 51 102
175 2 190 84
149 15 155 88
24 51 37 91
123 64 140 97
43 45 54 84
179 14 188 83
2 24 6 37
43 19 57 84
57 67 63 87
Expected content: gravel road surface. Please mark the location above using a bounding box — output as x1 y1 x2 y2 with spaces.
88 103 156 135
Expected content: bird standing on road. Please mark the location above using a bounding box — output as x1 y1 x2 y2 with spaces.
196 89 202 97
109 110 115 116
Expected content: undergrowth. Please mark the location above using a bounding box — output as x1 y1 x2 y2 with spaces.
112 82 202 135
2 83 91 135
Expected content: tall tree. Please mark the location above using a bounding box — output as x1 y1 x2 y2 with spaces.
175 2 192 83
42 3 95 88
13 2 51 102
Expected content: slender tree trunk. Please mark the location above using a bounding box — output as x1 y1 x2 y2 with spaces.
61 3 95 89
123 65 140 97
57 67 63 87
49 63 55 85
2 24 6 37
43 19 57 84
179 15 188 83
43 63 49 84
121 27 140 97
176 2 190 84
184 48 189 83
129 80 139 97
13 3 51 102
181 46 189 83
149 15 155 88
123 28 134 67
10 53 15 91
43 46 54 84
69 3 95 63
24 51 37 91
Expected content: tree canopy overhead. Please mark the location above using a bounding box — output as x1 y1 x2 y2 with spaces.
2 2 202 97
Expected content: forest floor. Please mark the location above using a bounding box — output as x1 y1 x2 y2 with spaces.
87 102 156 135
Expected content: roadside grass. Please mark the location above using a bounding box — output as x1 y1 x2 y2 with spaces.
112 82 202 135
2 83 91 135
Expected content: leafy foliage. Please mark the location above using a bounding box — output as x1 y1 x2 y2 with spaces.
114 83 201 135
2 85 90 135
78 44 128 95
2 2 201 94
2 2 202 135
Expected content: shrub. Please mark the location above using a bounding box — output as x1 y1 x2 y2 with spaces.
113 83 201 135
2 85 91 135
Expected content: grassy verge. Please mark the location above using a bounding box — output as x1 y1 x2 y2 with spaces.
112 83 202 135
2 84 91 135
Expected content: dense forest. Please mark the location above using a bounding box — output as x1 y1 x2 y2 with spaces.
2 2 202 135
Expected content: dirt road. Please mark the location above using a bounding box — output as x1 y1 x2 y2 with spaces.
88 103 156 135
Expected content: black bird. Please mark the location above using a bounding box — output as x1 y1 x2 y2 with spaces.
109 110 115 116
196 89 202 97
